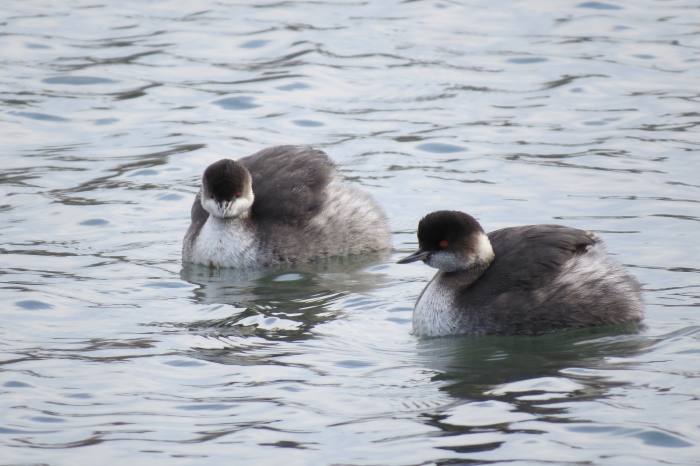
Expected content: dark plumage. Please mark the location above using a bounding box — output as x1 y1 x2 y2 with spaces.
398 211 644 336
203 159 249 204
244 145 333 224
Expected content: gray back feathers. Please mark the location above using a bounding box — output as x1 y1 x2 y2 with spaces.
451 224 642 335
240 145 334 225
481 224 597 292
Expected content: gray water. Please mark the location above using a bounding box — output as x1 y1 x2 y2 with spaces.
2 0 700 464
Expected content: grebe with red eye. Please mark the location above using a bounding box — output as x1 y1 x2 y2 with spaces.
183 145 391 268
397 210 644 336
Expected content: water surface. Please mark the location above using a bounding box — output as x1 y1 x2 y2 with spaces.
1 0 700 464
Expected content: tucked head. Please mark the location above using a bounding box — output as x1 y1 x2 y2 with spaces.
397 210 494 272
201 159 254 219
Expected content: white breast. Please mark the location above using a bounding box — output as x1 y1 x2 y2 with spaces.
412 273 466 337
188 216 261 268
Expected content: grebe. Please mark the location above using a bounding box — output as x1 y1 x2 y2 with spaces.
183 145 391 268
397 210 643 336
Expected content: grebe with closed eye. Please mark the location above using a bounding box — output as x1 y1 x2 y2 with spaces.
397 210 643 336
183 145 391 268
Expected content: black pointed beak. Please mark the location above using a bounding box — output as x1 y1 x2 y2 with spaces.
396 249 431 264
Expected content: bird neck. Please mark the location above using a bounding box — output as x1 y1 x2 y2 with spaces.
441 259 491 288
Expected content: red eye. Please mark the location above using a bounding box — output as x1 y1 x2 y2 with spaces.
236 190 241 197
439 240 448 248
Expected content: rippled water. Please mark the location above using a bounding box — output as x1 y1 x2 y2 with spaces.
2 0 700 464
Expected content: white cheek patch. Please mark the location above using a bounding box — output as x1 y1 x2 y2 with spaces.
472 233 495 263
201 196 221 217
425 233 494 272
201 194 254 219
222 194 253 218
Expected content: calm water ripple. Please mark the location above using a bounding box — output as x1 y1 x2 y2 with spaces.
2 0 700 464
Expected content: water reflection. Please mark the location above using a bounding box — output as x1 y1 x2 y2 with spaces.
417 322 649 402
178 252 390 355
413 324 657 456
